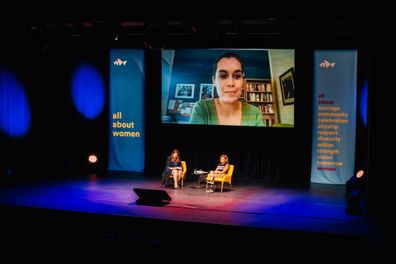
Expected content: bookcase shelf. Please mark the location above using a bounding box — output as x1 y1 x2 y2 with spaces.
241 78 279 127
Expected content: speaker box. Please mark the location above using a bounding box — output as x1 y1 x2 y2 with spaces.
133 188 171 206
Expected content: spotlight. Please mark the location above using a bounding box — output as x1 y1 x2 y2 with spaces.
88 154 98 164
87 154 100 174
346 170 365 215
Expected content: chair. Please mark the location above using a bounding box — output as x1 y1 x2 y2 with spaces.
205 164 234 192
170 161 187 188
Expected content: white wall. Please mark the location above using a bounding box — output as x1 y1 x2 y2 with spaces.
269 49 294 125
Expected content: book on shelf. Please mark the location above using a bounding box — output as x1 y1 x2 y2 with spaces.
266 83 271 92
245 78 277 125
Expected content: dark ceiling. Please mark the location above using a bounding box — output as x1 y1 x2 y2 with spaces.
0 2 381 50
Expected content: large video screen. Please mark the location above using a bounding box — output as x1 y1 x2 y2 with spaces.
162 49 294 127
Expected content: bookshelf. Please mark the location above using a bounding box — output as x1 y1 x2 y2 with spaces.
242 78 278 127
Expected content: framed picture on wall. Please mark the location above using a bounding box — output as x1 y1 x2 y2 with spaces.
175 83 195 99
279 67 295 105
199 84 214 100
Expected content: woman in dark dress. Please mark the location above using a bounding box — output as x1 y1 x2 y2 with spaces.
161 149 182 189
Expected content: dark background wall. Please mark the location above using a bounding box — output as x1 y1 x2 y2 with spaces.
0 14 372 188
1 5 392 239
0 40 109 177
0 3 393 252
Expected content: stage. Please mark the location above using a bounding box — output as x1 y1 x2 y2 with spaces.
1 171 382 258
0 171 370 235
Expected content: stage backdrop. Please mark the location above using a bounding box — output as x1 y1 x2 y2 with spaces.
108 49 145 172
311 50 357 184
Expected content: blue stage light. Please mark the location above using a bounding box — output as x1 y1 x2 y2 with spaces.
360 80 368 127
0 68 31 137
71 63 105 119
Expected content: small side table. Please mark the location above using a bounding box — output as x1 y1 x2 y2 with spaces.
193 170 208 188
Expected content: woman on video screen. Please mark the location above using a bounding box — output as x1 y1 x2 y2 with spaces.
190 52 264 126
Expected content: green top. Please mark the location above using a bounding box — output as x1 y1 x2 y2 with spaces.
189 99 264 126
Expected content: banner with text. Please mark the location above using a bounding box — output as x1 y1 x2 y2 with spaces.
108 49 145 172
311 50 357 184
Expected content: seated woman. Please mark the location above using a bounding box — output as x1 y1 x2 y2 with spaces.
206 154 229 193
161 149 183 189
